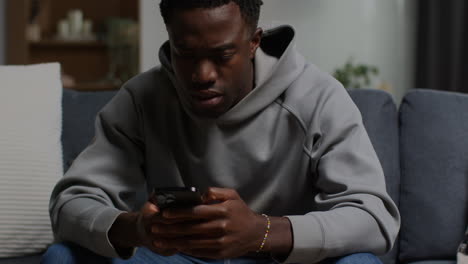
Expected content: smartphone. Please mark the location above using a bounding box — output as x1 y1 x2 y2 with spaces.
152 187 203 210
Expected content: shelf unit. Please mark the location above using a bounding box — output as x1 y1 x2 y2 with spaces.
6 0 139 91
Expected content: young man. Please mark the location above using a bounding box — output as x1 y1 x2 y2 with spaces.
44 1 400 263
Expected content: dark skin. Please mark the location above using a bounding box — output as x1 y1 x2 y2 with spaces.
169 2 259 118
109 2 293 260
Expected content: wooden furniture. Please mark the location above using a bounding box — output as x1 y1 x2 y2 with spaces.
6 0 139 91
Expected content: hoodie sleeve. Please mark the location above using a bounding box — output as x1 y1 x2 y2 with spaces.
49 86 146 258
285 83 400 263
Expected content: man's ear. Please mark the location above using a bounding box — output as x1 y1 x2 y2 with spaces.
250 28 263 59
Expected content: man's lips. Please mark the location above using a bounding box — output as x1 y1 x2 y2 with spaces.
189 90 225 109
190 90 223 100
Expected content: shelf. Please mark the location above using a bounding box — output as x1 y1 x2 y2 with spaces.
64 81 120 91
7 0 139 89
29 39 107 49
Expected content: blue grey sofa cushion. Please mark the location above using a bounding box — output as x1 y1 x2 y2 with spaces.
348 89 400 205
399 89 468 263
348 89 400 264
62 89 117 172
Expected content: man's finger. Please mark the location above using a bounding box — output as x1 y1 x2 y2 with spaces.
151 219 226 238
141 201 160 216
160 203 228 220
202 187 241 203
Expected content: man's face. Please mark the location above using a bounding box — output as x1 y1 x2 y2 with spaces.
166 3 261 118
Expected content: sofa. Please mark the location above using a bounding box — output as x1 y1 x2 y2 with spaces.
1 88 466 264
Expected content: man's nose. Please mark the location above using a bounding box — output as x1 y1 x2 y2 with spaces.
192 59 217 86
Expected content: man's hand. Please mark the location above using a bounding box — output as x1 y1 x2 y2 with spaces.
150 187 269 259
108 201 179 257
138 202 180 256
109 187 293 260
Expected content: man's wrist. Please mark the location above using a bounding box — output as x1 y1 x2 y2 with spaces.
262 216 293 260
108 212 142 250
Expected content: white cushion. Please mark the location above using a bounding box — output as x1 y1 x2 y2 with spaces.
0 63 63 257
459 230 468 264
459 253 468 264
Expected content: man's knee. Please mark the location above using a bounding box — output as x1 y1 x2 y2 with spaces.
41 242 109 264
334 253 382 264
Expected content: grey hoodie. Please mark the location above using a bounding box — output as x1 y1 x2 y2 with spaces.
50 25 400 263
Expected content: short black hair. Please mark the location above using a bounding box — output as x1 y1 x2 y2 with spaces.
160 0 263 32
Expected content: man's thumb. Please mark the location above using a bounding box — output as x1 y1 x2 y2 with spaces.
202 187 241 203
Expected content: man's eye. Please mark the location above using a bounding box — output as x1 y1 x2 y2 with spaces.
219 53 234 61
178 53 193 58
174 50 193 58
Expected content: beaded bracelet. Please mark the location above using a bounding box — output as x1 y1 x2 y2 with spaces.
256 214 271 252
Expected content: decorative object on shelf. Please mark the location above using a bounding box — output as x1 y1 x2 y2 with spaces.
105 18 140 86
333 58 380 89
68 9 83 38
82 20 93 39
57 20 70 40
26 23 41 42
26 0 41 41
61 73 76 89
55 9 96 41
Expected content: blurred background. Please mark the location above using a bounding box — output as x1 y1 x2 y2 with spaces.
0 0 466 103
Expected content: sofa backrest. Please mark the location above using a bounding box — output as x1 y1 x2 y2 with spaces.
348 89 401 264
64 88 468 264
398 89 468 263
61 88 402 263
62 89 117 171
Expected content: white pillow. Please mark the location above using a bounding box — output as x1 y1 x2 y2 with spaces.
459 229 468 264
459 253 468 264
0 63 63 257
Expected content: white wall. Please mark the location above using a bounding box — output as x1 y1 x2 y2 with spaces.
0 0 5 65
140 0 166 72
140 0 417 102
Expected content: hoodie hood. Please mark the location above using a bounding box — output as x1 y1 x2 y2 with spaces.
159 25 306 124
